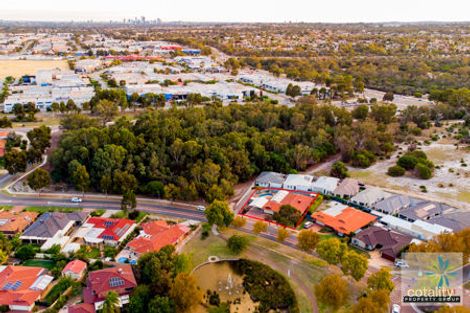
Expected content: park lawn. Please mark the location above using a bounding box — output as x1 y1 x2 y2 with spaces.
25 206 82 213
23 259 55 270
0 205 13 211
182 233 239 271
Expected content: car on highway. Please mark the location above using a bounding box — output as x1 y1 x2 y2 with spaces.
304 221 314 229
196 205 206 212
71 197 83 203
391 304 400 313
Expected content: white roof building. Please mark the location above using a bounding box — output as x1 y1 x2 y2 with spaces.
350 187 393 208
283 174 315 191
312 176 340 194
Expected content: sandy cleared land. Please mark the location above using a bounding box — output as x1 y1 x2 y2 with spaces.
349 140 470 209
0 60 69 79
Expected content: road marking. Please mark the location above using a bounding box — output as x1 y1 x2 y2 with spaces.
47 201 78 206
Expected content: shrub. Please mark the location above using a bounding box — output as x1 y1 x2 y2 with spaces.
416 163 433 179
387 165 405 177
227 235 249 254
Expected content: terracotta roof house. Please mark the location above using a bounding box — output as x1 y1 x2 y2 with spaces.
75 217 136 246
20 212 89 244
351 226 413 261
261 190 316 215
62 260 87 280
68 303 95 313
311 205 377 236
83 265 137 310
118 221 190 264
0 140 6 157
333 178 361 199
0 211 38 236
0 265 54 312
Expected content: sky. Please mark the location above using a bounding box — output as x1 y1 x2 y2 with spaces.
1 0 469 23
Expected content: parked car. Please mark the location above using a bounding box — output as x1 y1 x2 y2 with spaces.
196 205 206 212
391 304 400 313
394 259 409 269
304 221 313 229
71 197 83 203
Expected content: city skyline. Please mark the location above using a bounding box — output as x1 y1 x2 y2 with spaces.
1 0 469 23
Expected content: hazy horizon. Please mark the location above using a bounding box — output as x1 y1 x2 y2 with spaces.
1 0 470 23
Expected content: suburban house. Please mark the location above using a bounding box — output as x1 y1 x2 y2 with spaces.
332 178 361 199
83 264 137 310
311 203 377 236
350 187 392 209
68 303 95 313
397 201 451 222
351 226 413 261
0 210 38 236
249 190 316 217
374 195 414 215
0 265 54 311
379 214 452 240
75 217 136 246
62 259 87 281
20 212 89 247
428 211 470 232
254 172 286 189
117 220 190 263
283 174 315 191
311 176 340 195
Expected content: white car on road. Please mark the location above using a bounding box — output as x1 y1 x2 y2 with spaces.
196 205 206 212
71 197 83 203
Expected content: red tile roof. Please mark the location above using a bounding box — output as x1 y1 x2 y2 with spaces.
62 260 87 276
312 207 377 235
0 266 46 307
83 265 136 304
86 217 135 241
68 303 95 313
263 192 315 214
127 221 189 254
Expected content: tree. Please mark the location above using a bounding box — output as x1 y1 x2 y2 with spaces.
367 268 394 293
370 103 397 124
27 168 51 194
397 155 418 170
330 161 349 179
169 273 202 313
387 165 405 177
15 244 36 261
96 99 118 125
273 204 302 227
341 250 368 281
316 238 346 264
277 228 290 242
68 160 90 194
227 235 249 254
383 91 394 102
297 230 319 252
148 296 175 313
253 221 268 234
205 200 234 227
121 189 137 213
231 216 246 228
351 289 390 313
128 285 151 313
314 274 349 309
4 150 27 174
416 162 433 179
27 125 51 153
102 291 120 313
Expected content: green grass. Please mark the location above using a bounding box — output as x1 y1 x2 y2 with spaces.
0 205 13 211
44 278 74 305
77 246 101 259
182 234 238 270
23 259 55 270
24 206 82 213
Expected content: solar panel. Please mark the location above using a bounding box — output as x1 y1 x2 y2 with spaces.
3 282 12 290
109 277 124 287
11 281 22 291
